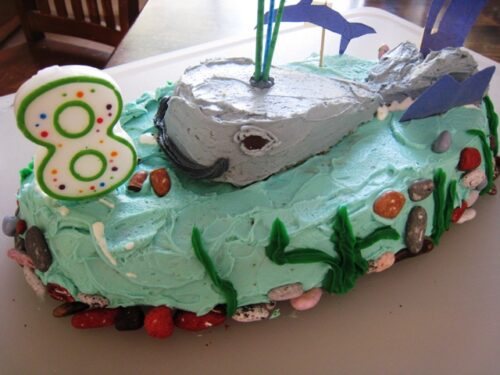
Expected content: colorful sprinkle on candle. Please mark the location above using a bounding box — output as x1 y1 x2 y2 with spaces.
41 131 49 138
76 91 84 98
40 113 47 119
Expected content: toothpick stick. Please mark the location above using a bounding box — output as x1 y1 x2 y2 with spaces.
318 0 330 68
319 28 326 67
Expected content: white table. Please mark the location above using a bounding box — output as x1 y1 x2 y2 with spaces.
1 8 499 374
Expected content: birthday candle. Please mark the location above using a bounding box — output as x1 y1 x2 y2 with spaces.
14 65 137 201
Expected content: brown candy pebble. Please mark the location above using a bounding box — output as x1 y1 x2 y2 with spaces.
408 179 434 202
115 306 145 331
373 191 406 219
395 237 434 262
150 168 171 197
405 206 427 254
128 170 148 192
14 235 25 252
24 226 52 272
53 302 89 318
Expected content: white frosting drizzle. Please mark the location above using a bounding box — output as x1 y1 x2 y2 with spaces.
99 198 115 209
139 133 157 145
58 206 70 216
91 222 117 266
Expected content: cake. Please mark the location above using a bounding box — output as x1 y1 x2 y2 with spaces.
3 44 498 337
2 1 498 337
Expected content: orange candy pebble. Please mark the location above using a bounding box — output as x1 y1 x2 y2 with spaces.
373 191 406 219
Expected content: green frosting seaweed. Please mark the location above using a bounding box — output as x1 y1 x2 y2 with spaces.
327 206 368 294
444 180 458 231
356 226 400 250
467 129 495 195
266 207 399 295
431 169 447 244
484 96 499 156
19 160 34 183
191 228 238 316
432 169 458 243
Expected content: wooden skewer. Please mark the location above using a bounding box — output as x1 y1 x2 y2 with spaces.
319 28 326 67
318 0 331 68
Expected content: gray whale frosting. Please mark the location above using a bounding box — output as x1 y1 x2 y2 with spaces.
367 42 478 103
162 44 478 186
165 57 379 186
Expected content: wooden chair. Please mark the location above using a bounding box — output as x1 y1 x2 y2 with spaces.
0 0 140 96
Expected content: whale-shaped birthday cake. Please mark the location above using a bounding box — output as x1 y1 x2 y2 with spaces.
3 38 498 337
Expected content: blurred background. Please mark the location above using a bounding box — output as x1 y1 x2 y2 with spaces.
1 0 499 95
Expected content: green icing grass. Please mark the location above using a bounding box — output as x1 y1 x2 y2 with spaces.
444 180 458 231
191 228 238 316
431 169 447 244
356 226 401 250
484 96 499 156
432 169 458 243
266 206 399 295
19 160 34 183
467 129 495 195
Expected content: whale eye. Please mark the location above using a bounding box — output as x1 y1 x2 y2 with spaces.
241 135 269 151
234 126 281 156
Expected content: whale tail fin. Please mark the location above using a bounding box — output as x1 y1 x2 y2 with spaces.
339 23 376 54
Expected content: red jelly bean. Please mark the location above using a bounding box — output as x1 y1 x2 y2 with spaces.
46 283 75 302
144 306 174 339
451 201 468 223
71 308 119 329
457 147 481 171
174 310 226 332
15 220 27 235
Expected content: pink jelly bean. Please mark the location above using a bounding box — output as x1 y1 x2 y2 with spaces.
7 248 35 269
290 287 323 311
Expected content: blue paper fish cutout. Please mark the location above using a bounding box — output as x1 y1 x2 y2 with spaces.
264 0 375 54
421 0 488 56
400 66 496 122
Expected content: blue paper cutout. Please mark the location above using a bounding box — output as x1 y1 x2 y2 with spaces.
421 0 488 56
400 66 496 122
264 0 375 54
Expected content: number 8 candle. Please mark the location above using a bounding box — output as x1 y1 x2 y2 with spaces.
14 66 137 200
